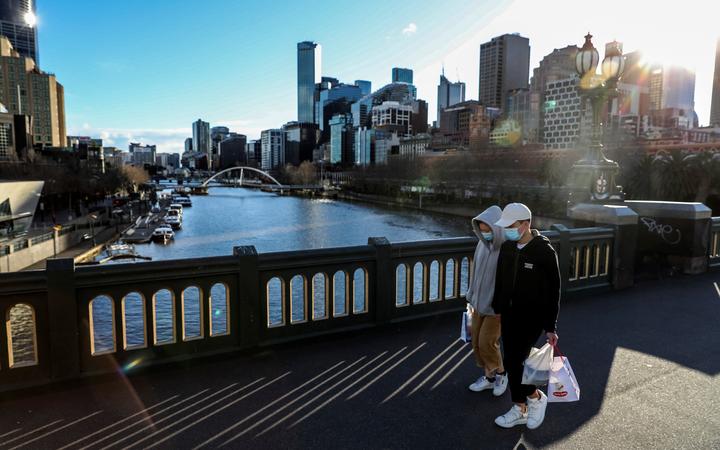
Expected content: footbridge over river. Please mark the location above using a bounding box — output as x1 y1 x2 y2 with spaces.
181 167 321 194
0 208 719 448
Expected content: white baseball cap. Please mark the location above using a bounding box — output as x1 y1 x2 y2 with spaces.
495 203 532 228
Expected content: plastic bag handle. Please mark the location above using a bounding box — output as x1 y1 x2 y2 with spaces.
553 344 564 358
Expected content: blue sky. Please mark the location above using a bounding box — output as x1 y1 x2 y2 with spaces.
37 0 718 154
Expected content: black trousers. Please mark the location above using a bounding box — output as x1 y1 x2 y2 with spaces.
501 312 544 404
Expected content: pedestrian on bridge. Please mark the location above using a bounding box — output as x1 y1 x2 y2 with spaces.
491 203 561 430
465 205 508 397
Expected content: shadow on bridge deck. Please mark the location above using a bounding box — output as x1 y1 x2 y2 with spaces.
1 273 719 449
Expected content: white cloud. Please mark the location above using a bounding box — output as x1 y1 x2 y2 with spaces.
68 124 190 154
402 23 418 36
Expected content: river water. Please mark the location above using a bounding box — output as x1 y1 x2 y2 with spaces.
135 186 471 258
9 187 475 363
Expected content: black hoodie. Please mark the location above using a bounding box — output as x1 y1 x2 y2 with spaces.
491 231 561 333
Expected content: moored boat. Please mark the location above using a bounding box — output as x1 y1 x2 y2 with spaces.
151 226 174 243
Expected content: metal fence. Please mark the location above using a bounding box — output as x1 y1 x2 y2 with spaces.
0 220 112 256
30 232 55 246
0 227 616 392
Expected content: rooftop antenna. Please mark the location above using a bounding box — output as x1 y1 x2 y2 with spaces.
441 62 445 77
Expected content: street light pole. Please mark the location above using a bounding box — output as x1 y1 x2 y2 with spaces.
567 33 626 210
89 213 98 247
319 160 324 189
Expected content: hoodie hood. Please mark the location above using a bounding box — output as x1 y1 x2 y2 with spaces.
466 205 506 315
472 205 504 250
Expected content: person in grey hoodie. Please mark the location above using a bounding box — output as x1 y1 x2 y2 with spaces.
465 205 508 396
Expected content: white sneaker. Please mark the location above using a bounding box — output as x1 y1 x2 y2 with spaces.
469 376 494 392
493 374 508 396
526 390 548 430
494 404 528 428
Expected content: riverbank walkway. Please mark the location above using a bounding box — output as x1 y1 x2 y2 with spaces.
1 272 718 449
23 227 118 271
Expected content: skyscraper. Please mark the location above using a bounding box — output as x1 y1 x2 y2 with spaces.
354 127 374 166
210 126 229 170
437 72 465 127
329 113 353 164
355 80 372 96
648 65 695 120
372 101 412 135
218 134 247 170
710 39 720 127
543 77 584 149
260 129 285 171
392 68 413 84
245 140 262 167
0 0 37 64
297 41 321 123
129 142 157 166
528 45 578 144
0 36 64 147
192 119 211 167
316 82 363 145
479 33 530 109
530 46 577 95
283 121 317 164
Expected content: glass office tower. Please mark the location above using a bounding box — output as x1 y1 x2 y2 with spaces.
297 41 321 123
0 0 38 64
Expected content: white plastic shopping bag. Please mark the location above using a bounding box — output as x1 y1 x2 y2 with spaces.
522 343 553 385
460 305 472 343
547 352 580 403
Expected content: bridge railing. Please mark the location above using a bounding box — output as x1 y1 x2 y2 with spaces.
0 226 617 392
710 217 720 269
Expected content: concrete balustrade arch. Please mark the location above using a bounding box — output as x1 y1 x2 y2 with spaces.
332 271 348 317
209 283 230 337
429 260 440 302
460 257 470 297
267 277 285 327
445 259 457 300
121 292 147 350
181 286 203 341
353 268 368 314
311 273 329 321
290 275 307 324
413 262 425 304
395 264 409 307
152 289 176 345
6 303 38 368
89 295 116 355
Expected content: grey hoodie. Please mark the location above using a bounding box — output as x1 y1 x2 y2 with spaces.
465 205 506 315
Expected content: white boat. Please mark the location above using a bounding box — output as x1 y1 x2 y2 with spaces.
151 226 174 243
100 243 152 263
177 196 192 207
106 243 135 255
169 203 183 217
165 214 182 230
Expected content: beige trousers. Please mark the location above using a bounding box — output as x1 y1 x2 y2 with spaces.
470 310 504 374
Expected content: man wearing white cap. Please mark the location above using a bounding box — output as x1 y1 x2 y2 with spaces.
491 203 561 430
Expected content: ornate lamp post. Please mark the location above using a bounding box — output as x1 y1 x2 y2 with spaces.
567 33 626 209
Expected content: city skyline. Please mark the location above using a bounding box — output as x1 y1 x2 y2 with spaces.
35 0 719 153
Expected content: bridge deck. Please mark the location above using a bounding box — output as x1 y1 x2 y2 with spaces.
1 273 719 449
